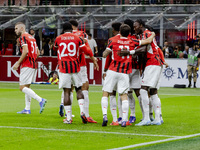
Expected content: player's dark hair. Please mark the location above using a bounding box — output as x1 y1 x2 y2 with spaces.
120 24 131 37
63 22 73 32
145 25 154 31
135 19 145 27
111 22 122 32
124 19 134 35
69 19 78 27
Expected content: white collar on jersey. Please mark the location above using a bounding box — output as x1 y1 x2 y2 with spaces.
120 37 128 39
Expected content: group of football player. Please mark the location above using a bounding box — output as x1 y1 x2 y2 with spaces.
15 18 168 127
100 19 168 127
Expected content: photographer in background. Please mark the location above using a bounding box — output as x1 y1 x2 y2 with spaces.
187 42 200 88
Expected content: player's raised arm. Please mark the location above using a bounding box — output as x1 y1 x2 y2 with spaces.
13 44 28 70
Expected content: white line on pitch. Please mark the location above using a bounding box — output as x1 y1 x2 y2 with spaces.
108 133 200 150
0 126 178 138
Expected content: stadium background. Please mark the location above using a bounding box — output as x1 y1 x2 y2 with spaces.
0 1 200 87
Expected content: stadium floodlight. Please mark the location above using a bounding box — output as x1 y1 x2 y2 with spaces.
30 7 72 30
0 8 38 30
146 7 171 26
176 11 200 30
100 7 136 30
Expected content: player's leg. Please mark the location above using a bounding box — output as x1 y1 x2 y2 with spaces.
117 93 122 123
63 88 72 124
117 72 131 127
60 85 74 117
81 66 97 123
134 89 143 121
18 68 46 114
135 86 151 126
102 70 117 126
120 93 131 127
149 92 154 121
128 91 136 123
73 72 87 124
101 91 109 126
150 88 161 125
110 91 119 126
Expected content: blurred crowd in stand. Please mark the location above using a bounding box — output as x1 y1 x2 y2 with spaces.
0 0 199 6
162 33 200 59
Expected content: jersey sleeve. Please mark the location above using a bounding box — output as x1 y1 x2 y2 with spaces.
144 31 151 39
53 37 59 51
158 48 165 64
131 39 140 48
20 35 27 47
79 37 93 57
104 53 112 71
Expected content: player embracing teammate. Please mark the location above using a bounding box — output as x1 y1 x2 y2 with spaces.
101 24 155 127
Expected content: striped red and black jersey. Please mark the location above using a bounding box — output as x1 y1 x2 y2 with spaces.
128 34 141 70
140 29 162 67
19 32 38 69
158 47 165 65
54 32 90 73
106 35 140 74
72 30 92 67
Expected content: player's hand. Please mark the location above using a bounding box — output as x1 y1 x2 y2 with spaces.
118 49 130 56
164 62 169 68
151 32 155 37
93 58 99 71
13 62 20 70
95 50 98 54
102 73 106 80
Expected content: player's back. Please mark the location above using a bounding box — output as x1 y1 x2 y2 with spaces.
55 32 83 73
19 32 38 69
107 35 134 74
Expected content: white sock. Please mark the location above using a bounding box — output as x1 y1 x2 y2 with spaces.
82 90 89 117
138 95 144 120
70 92 73 104
118 94 122 118
78 99 84 114
61 91 64 105
64 105 72 121
122 100 129 122
151 94 161 122
149 96 153 118
158 97 163 120
22 87 42 103
110 95 117 122
101 97 108 116
128 93 135 117
140 89 150 121
25 94 31 110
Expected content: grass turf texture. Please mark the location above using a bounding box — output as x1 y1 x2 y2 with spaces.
0 82 200 150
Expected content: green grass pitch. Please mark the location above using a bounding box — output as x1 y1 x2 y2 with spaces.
0 82 200 150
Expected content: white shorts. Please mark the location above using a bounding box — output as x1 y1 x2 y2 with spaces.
80 66 88 84
59 72 82 89
129 69 141 90
103 70 129 94
141 65 162 89
20 67 37 85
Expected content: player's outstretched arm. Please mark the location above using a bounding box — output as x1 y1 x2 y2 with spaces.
140 32 155 46
90 56 99 71
13 45 28 70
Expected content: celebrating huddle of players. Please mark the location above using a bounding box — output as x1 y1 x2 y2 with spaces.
15 18 168 127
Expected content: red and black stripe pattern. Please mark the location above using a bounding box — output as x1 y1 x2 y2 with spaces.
59 60 80 73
